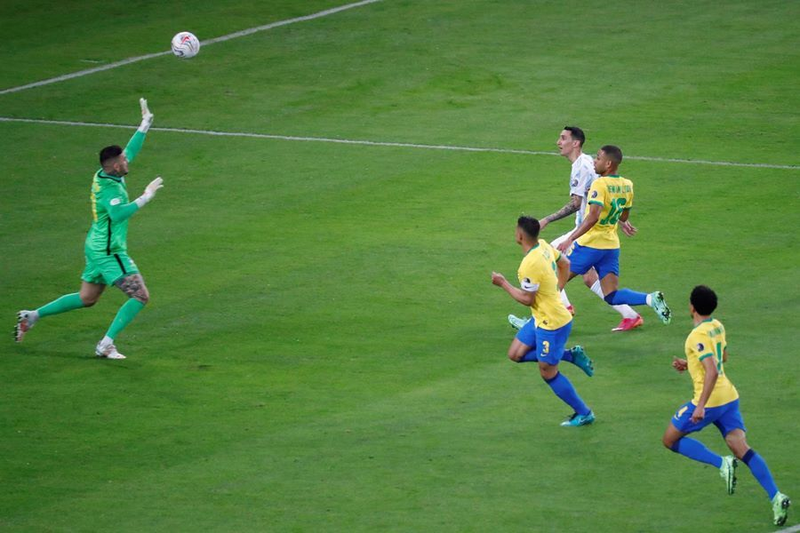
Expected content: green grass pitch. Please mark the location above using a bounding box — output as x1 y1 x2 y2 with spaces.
1 1 798 531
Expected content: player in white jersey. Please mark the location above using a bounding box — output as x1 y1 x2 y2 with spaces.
508 126 643 332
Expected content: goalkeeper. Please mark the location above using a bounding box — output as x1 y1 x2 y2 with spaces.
15 99 164 360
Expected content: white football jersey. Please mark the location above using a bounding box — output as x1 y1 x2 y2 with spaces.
569 153 598 227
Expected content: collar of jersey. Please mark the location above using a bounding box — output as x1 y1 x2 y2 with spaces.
693 317 714 329
524 242 540 256
606 174 622 178
97 170 123 182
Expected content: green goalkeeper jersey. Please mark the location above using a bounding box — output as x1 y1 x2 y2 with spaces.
84 131 146 255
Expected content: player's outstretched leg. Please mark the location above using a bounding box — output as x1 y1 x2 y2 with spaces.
604 287 672 325
599 273 670 325
667 437 723 468
15 291 91 342
663 422 724 471
585 272 641 332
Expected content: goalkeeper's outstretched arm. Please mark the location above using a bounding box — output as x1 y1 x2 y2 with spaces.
124 98 155 164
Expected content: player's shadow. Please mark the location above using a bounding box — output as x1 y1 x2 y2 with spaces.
11 345 136 366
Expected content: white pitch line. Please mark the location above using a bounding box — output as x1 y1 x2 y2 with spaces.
1 116 799 171
777 524 800 533
0 0 383 96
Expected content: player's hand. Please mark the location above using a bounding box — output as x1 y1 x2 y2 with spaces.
142 176 164 201
690 405 705 423
139 97 154 131
620 220 637 237
556 239 572 253
491 272 506 287
672 357 688 372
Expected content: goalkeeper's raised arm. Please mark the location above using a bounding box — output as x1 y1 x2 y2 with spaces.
124 97 155 164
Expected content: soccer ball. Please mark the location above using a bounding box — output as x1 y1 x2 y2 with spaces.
171 32 200 59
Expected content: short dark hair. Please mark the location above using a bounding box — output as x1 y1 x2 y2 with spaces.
517 216 540 240
690 285 718 315
100 145 123 165
563 126 586 146
600 145 623 166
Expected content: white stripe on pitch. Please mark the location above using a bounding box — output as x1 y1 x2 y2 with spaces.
0 0 383 96
1 116 798 171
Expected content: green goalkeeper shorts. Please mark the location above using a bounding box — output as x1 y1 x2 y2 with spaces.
81 252 140 285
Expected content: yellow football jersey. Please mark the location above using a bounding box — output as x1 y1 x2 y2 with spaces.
576 175 634 250
685 318 739 407
517 239 572 331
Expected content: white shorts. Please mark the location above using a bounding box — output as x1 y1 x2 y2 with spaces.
549 230 575 248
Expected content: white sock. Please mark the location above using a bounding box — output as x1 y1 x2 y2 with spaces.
589 280 604 299
646 293 653 306
590 281 639 319
29 310 40 325
99 335 113 346
560 290 571 308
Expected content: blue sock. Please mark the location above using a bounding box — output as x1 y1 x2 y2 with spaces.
670 438 723 468
743 449 779 499
604 288 648 306
543 372 590 416
560 349 574 363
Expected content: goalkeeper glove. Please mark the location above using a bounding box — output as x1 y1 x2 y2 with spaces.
135 176 164 208
138 98 154 133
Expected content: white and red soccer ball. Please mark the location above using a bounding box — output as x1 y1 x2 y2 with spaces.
171 32 200 59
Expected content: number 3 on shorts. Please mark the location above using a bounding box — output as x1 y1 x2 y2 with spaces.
541 340 550 354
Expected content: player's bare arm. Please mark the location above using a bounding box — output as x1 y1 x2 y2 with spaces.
690 357 719 423
618 209 637 237
491 272 536 306
539 194 581 230
556 203 601 253
555 254 571 291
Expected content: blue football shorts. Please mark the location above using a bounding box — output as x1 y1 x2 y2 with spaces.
671 398 746 436
567 243 620 279
515 319 573 366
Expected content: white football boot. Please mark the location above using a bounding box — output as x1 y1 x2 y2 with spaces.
15 310 38 343
95 340 126 360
